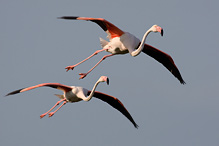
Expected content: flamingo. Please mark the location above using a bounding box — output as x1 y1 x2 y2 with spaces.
5 76 138 128
59 16 185 84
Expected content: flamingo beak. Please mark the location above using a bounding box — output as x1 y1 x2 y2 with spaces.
161 29 164 36
106 78 109 85
156 26 164 36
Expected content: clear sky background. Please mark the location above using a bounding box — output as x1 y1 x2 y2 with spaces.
1 0 219 146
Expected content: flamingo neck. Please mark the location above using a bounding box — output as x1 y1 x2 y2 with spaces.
83 80 101 101
131 29 152 57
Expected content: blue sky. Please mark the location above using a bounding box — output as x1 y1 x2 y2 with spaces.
1 0 219 145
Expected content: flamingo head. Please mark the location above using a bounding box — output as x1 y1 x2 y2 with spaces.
150 25 163 36
99 76 109 85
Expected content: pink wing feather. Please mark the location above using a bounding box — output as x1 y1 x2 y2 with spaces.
6 83 72 96
58 16 124 39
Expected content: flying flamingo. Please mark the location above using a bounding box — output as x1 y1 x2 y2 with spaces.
6 76 138 128
59 16 185 84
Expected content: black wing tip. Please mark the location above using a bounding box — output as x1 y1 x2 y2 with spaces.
180 80 186 85
134 123 139 129
57 16 79 20
177 74 186 85
171 67 185 85
5 88 24 96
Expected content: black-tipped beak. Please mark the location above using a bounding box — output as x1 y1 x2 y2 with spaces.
106 78 109 85
161 29 164 36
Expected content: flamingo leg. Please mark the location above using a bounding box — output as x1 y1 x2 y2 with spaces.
65 48 109 72
79 54 114 79
40 99 66 119
48 100 67 117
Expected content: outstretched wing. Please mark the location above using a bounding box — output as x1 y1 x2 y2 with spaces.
58 16 124 39
6 83 72 96
88 90 138 128
142 44 185 84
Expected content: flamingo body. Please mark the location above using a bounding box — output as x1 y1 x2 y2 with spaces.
102 32 140 55
59 16 185 84
6 76 138 128
65 86 84 102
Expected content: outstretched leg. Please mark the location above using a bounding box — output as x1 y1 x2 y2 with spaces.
40 99 66 119
65 48 109 72
79 54 114 79
48 100 67 117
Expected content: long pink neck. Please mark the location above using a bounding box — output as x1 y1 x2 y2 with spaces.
131 29 152 56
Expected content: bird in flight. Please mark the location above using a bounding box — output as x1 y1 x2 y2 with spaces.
59 16 185 84
6 76 138 128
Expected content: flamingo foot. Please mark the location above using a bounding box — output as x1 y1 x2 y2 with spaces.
79 73 87 79
40 113 47 119
65 65 75 72
48 112 55 117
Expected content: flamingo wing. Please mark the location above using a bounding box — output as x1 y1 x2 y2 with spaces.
58 16 124 39
6 83 72 96
88 90 138 128
142 44 185 84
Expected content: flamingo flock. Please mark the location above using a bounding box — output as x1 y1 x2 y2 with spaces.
5 16 185 128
